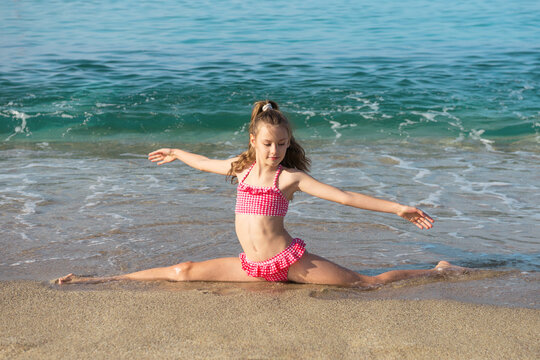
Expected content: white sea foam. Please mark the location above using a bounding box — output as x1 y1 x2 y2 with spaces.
5 110 32 141
448 232 465 239
119 153 148 158
418 189 442 208
21 162 67 169
105 212 134 229
381 154 441 206
62 128 72 137
81 175 128 213
9 259 37 267
469 129 495 151
451 173 521 211
233 122 248 136
447 109 466 141
328 120 357 140
411 111 438 122
509 84 533 100
451 133 465 144
13 188 45 228
299 110 316 119
345 93 380 112
413 169 430 181
398 119 417 132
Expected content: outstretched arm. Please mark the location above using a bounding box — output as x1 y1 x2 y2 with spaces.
296 172 434 229
148 148 238 176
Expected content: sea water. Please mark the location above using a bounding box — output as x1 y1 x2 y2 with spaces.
0 0 538 282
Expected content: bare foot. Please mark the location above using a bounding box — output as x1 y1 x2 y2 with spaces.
434 261 472 275
54 273 110 285
55 273 83 285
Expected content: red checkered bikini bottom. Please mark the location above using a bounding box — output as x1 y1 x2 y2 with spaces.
239 238 306 282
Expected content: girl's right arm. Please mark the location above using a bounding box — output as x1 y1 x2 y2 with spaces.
148 148 238 176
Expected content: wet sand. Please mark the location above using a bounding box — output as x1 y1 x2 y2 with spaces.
1 280 539 359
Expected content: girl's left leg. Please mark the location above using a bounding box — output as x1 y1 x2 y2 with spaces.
287 251 467 287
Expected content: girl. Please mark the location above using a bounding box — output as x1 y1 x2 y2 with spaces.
57 100 466 287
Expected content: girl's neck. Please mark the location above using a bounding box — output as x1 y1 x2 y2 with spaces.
253 158 279 176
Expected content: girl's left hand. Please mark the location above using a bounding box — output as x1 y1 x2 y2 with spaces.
397 206 434 229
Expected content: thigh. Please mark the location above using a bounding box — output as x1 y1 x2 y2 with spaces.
287 251 372 286
187 257 266 282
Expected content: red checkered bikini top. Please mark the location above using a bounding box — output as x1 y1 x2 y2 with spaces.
235 162 289 217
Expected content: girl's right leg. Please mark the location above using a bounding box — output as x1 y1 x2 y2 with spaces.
287 251 469 288
56 257 265 284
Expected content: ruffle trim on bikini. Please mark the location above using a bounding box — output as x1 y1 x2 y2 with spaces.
239 239 306 277
237 182 278 195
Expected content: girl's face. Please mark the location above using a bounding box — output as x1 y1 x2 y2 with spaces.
250 124 290 166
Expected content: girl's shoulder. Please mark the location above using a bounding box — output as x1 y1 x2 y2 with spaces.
279 166 309 183
234 167 250 181
234 161 255 178
280 165 304 174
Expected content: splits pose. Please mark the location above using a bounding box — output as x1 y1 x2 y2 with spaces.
57 100 467 287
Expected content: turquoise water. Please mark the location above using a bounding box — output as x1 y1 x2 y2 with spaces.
1 0 539 143
0 0 538 282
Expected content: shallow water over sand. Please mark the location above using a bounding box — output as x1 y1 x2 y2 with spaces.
1 140 538 285
1 0 538 304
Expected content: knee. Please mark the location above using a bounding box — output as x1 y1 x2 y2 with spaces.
169 261 193 281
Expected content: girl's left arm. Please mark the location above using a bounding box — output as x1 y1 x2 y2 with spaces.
295 172 434 229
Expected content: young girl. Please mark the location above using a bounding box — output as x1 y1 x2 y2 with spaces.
57 100 466 287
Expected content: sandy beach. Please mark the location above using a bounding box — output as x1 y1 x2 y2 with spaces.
2 1 539 359
1 280 538 359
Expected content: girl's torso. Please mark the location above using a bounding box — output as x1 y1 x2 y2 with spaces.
234 163 298 261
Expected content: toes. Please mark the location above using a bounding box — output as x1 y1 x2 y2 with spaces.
56 273 74 285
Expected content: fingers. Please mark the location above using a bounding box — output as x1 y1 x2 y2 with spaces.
413 221 429 230
398 207 435 230
148 149 173 165
409 209 434 230
149 155 163 163
148 153 167 164
148 152 163 161
416 217 433 229
418 209 434 223
148 149 168 157
418 217 434 229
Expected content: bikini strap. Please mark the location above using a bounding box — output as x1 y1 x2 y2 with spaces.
272 165 283 188
240 162 256 183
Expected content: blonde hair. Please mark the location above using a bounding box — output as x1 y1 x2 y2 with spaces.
228 100 310 182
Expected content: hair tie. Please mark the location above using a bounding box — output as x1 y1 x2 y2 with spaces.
262 103 273 111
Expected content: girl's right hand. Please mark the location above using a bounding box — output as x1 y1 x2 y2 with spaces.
148 148 177 165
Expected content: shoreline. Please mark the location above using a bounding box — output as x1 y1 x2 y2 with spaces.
2 280 539 359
